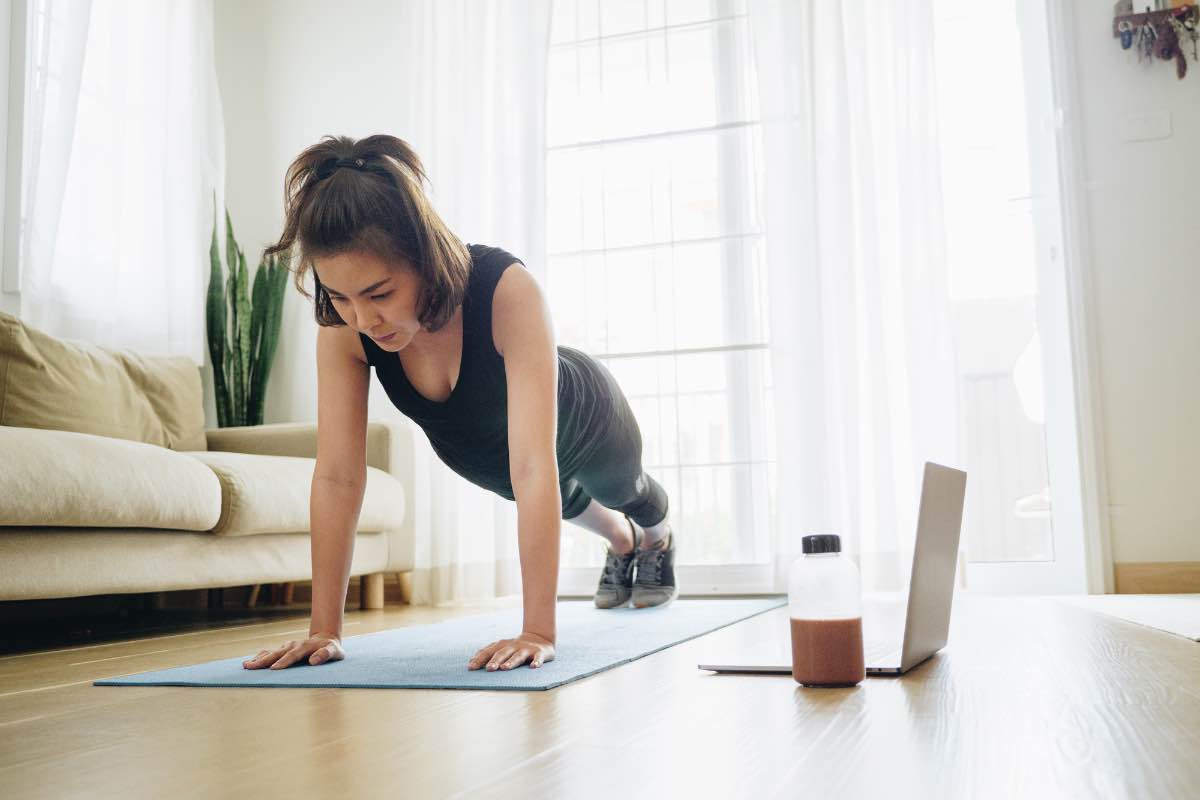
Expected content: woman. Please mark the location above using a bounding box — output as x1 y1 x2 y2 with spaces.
242 134 675 674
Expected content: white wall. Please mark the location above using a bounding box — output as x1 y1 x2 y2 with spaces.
210 0 411 429
1069 1 1200 564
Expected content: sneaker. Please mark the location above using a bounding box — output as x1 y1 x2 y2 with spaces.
632 526 678 608
594 517 639 609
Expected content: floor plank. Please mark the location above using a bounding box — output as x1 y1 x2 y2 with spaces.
1 592 1197 799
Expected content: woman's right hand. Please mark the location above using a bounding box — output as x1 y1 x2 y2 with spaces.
242 632 345 670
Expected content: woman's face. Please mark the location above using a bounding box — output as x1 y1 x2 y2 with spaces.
313 250 424 351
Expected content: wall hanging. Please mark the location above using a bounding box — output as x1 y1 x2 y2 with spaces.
1113 1 1199 79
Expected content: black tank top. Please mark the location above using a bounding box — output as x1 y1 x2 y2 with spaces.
359 243 617 500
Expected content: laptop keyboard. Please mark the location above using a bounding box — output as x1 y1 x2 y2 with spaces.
864 639 901 664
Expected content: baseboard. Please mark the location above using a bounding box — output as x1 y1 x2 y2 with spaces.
1113 562 1200 594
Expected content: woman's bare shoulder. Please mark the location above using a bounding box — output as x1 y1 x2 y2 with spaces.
318 322 369 366
492 263 552 359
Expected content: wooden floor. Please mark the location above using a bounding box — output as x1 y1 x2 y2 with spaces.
2 591 1198 799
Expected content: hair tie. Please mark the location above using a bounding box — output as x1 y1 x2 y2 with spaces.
316 156 368 180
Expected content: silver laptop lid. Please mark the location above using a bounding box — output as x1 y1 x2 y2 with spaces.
897 462 967 671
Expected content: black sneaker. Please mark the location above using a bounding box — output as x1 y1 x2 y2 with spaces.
594 517 639 609
632 526 677 608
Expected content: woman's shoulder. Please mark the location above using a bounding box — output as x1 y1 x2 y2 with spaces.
320 320 369 365
466 242 525 274
464 243 527 305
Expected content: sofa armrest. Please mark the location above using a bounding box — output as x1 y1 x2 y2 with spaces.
205 420 412 475
205 419 417 574
362 421 414 483
205 422 319 459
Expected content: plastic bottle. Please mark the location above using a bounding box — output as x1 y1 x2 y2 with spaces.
788 534 865 687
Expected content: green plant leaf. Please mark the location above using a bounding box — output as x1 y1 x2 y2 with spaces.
227 246 242 426
234 244 252 426
255 255 287 421
248 258 268 419
206 194 231 428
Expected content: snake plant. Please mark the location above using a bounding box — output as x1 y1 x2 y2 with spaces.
206 196 289 427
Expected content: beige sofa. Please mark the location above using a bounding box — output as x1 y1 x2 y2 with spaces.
0 312 414 608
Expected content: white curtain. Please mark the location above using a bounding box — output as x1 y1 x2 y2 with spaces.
20 0 225 365
749 0 960 594
375 0 553 607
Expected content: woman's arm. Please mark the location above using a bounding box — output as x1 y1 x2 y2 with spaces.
244 323 366 671
310 324 371 638
466 264 562 671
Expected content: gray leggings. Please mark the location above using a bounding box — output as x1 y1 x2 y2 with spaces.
558 394 669 528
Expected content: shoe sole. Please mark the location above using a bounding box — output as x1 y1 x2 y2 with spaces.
632 585 679 609
594 586 633 609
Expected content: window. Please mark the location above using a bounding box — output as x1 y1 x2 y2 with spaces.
546 0 775 588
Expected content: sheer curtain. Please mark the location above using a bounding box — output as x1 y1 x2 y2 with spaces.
20 0 224 364
379 0 553 607
748 0 960 593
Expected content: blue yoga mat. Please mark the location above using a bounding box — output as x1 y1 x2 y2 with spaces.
94 597 786 691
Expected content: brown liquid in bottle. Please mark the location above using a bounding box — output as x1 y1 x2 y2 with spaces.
790 617 865 686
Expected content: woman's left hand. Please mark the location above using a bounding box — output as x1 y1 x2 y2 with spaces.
468 631 556 671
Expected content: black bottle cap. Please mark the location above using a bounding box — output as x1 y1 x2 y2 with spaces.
802 534 841 554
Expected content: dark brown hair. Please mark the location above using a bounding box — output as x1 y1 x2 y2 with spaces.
264 134 471 331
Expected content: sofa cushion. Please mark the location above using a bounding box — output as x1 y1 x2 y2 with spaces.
0 312 207 451
0 427 222 530
185 451 406 536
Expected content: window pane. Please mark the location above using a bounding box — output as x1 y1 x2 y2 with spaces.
671 238 766 350
679 462 770 564
547 49 581 147
601 0 649 38
602 348 771 468
598 142 663 248
598 247 675 353
548 126 763 255
666 0 723 27
661 26 718 130
549 238 765 354
577 0 599 39
550 0 577 45
548 16 757 146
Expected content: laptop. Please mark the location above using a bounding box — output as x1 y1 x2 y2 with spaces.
698 461 967 677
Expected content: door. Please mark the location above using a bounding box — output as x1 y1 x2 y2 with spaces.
933 0 1093 594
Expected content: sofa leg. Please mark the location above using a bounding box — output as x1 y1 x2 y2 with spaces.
361 572 385 610
398 570 415 605
207 588 225 611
